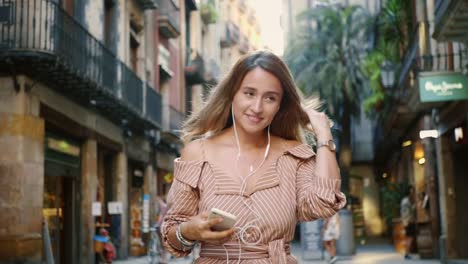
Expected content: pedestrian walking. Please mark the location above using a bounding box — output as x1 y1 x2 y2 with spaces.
400 185 416 260
322 213 340 263
161 51 347 263
154 196 169 264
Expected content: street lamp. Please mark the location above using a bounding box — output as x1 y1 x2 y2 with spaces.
380 60 396 90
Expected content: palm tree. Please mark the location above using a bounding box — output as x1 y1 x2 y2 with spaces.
284 4 373 193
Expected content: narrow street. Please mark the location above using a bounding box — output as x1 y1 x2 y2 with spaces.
114 239 444 264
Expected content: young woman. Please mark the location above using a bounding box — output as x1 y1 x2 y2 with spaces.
322 214 340 263
161 51 346 263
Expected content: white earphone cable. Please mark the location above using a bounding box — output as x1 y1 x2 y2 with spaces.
228 105 270 263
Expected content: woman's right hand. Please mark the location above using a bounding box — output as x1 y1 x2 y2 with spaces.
180 211 235 245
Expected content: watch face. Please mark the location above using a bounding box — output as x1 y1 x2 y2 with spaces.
328 140 336 151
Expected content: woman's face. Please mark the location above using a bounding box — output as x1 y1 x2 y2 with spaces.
232 67 283 134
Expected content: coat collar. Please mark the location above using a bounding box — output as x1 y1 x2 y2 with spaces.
284 143 316 160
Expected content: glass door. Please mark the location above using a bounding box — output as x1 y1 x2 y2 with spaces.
43 170 77 264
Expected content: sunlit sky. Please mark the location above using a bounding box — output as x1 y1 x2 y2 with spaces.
250 0 284 55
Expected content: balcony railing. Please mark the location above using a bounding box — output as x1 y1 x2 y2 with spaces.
374 24 467 164
185 51 205 85
433 0 468 41
220 22 233 48
156 0 180 38
169 106 184 133
146 84 162 125
238 0 246 13
231 22 240 44
220 21 239 48
205 58 221 83
0 0 161 129
239 34 249 54
136 0 157 9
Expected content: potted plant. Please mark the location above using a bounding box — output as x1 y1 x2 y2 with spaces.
200 2 218 25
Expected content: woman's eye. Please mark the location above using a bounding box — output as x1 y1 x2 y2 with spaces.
244 91 255 97
266 96 277 102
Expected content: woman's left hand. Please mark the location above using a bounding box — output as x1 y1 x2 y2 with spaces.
306 109 333 141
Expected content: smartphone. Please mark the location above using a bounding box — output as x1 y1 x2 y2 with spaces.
208 208 237 231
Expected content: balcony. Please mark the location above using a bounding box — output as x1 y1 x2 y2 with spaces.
230 23 239 42
169 106 184 133
220 21 239 48
238 0 246 13
0 0 162 129
185 51 205 85
374 26 466 165
239 34 249 54
157 0 180 38
161 105 185 142
205 58 221 83
146 84 162 125
433 0 468 41
136 0 158 9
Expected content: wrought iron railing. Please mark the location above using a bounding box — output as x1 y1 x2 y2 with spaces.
434 0 449 27
239 34 249 54
146 84 162 125
156 0 180 34
0 0 149 116
169 106 184 132
230 22 239 43
220 22 232 47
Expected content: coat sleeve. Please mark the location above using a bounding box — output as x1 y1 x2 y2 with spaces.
160 159 204 257
296 157 347 222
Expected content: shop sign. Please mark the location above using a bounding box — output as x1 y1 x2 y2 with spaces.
418 72 468 102
47 137 80 156
92 202 102 216
142 194 150 233
108 202 123 215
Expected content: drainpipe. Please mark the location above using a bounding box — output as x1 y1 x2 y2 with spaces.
416 0 432 70
434 109 448 264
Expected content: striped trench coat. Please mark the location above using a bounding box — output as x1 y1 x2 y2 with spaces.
161 143 346 264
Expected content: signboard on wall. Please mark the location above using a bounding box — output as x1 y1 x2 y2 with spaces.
108 202 123 215
142 194 150 233
418 72 468 102
92 202 101 216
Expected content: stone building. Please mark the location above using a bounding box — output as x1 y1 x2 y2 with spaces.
0 0 192 263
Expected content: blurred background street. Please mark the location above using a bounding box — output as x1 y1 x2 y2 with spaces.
1 0 467 263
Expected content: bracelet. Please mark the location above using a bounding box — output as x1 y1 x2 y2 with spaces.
175 223 196 251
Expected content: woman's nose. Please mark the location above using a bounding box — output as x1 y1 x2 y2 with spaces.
252 98 263 113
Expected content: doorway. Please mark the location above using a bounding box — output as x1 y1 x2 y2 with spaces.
43 163 79 264
453 140 468 257
43 133 81 264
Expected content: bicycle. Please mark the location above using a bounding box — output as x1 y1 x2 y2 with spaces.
147 225 163 264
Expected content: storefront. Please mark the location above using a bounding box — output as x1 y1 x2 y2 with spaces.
436 102 468 259
155 151 176 197
128 160 146 256
419 72 468 259
43 132 81 264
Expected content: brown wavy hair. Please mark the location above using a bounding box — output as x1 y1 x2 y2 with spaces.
181 50 320 144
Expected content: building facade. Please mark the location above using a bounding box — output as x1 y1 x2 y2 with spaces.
0 0 192 263
218 0 261 75
373 0 468 260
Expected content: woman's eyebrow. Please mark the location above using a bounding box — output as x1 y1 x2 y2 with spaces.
264 91 281 96
242 86 257 91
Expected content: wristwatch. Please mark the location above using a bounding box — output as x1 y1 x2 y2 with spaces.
317 139 336 152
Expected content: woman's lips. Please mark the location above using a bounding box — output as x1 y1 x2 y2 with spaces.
246 114 263 123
